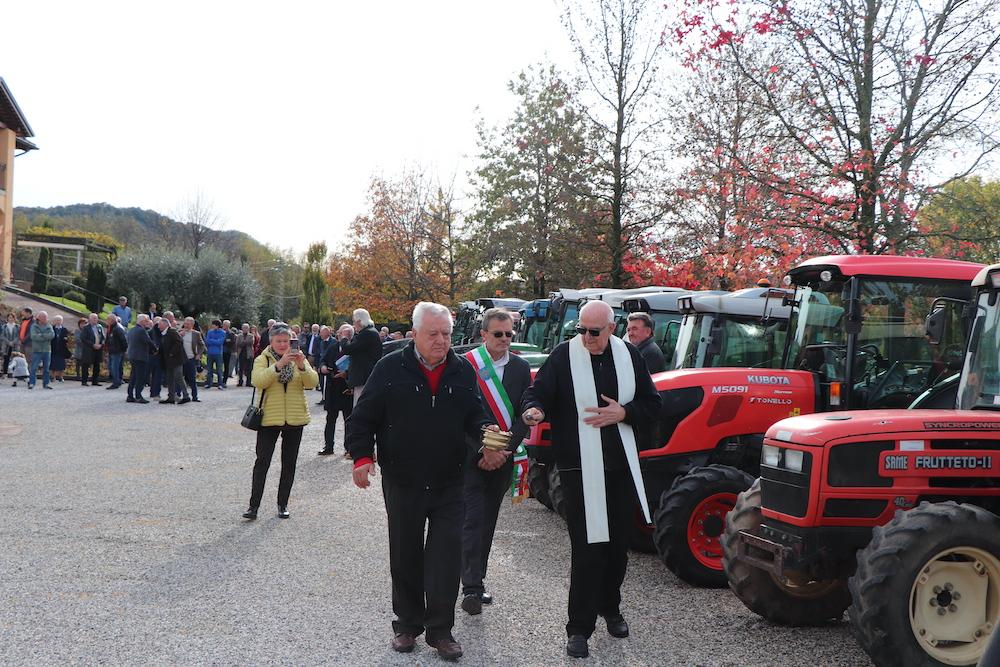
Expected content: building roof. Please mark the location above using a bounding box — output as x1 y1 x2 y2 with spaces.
0 78 36 149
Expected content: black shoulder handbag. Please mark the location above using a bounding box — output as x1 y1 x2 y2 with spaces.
240 358 270 431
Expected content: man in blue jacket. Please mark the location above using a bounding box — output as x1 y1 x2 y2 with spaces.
204 319 227 390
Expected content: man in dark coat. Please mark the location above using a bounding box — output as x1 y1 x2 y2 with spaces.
458 308 532 616
317 325 353 456
79 313 106 386
340 308 382 407
157 318 189 404
521 300 661 659
347 302 491 661
625 312 666 374
148 317 164 398
126 315 156 403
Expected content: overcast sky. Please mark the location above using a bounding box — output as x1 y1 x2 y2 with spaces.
2 0 578 255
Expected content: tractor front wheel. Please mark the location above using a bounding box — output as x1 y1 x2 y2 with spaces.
722 478 850 625
848 502 1000 667
527 460 553 511
653 465 753 587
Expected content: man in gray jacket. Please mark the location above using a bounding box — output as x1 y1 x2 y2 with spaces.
28 311 55 389
126 315 155 404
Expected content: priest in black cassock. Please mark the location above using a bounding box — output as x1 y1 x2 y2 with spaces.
520 300 661 659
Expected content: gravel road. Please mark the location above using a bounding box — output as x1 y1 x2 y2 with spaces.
0 381 872 666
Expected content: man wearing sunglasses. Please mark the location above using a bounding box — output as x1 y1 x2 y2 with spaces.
520 300 661 659
459 308 532 617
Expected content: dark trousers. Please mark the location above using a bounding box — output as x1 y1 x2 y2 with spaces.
237 356 252 386
224 352 233 380
461 460 512 596
81 360 101 384
561 468 633 638
149 363 163 397
2 349 12 375
182 359 199 399
128 360 148 399
382 478 463 642
323 399 352 452
249 425 303 508
165 366 188 401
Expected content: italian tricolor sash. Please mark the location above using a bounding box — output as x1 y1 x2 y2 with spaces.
464 346 513 431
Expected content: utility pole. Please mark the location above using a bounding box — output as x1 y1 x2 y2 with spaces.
274 260 284 321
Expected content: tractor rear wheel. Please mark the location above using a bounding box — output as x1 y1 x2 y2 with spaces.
722 478 850 625
527 460 553 511
653 465 753 587
848 502 1000 667
547 464 568 521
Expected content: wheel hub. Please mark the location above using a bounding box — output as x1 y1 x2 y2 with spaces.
685 492 738 571
909 546 1000 665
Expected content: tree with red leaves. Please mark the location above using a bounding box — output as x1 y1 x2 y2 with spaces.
670 0 1000 255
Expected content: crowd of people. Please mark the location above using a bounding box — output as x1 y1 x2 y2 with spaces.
3 294 668 662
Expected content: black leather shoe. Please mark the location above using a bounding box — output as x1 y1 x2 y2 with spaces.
277 505 290 519
480 592 493 605
603 614 629 638
317 449 334 456
391 633 415 653
242 508 258 520
136 398 150 404
566 635 589 658
178 397 191 404
160 398 176 404
126 397 136 403
461 593 482 615
427 636 463 660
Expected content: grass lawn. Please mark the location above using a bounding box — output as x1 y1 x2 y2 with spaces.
42 295 115 317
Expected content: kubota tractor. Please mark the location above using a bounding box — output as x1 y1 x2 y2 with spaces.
723 262 1000 667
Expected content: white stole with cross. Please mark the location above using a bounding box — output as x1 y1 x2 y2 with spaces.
568 334 651 544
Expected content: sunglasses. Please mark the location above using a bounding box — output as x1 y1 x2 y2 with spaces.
576 325 606 337
488 331 514 338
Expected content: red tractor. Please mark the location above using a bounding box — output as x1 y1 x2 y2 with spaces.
528 256 983 588
724 263 1000 667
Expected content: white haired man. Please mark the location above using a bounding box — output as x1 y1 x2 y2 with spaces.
348 302 493 661
340 308 382 407
521 300 662 658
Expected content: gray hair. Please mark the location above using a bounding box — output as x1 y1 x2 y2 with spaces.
412 302 453 332
353 308 373 327
579 300 615 325
52 315 63 324
136 314 149 325
627 311 654 331
481 308 512 331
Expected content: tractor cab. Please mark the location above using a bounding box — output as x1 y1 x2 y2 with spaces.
672 288 793 371
514 299 550 351
783 256 978 411
451 297 526 349
617 290 728 359
539 288 621 353
956 265 1000 412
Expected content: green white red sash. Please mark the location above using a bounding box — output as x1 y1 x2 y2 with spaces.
465 346 513 431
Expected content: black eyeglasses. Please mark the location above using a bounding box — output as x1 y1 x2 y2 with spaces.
576 325 606 337
489 331 514 338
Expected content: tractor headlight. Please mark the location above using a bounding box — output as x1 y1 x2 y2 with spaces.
762 444 781 467
784 449 805 473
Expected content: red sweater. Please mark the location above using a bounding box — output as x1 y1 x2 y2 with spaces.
354 362 447 469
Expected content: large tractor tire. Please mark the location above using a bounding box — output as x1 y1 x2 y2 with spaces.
848 502 1000 667
547 464 568 521
653 465 754 587
722 478 850 625
527 460 553 511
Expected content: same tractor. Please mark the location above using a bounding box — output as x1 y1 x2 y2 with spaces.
723 263 1000 667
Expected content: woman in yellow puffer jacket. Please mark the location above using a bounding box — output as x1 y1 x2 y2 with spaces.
242 322 319 520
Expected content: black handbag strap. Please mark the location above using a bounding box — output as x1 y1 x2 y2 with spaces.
248 356 273 408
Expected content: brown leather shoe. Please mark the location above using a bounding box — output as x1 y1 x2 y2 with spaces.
391 633 415 653
427 636 463 660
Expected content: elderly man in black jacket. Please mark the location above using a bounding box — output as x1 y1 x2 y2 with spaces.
348 301 491 661
340 308 382 406
458 308 532 617
521 300 661 659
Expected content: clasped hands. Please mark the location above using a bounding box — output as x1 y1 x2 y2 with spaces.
520 394 625 429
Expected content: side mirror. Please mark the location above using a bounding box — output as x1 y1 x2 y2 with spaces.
925 307 947 345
